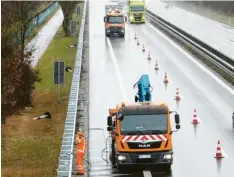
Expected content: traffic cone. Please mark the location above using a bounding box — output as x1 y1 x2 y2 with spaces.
154 61 159 70
137 39 140 45
147 52 151 60
192 109 199 124
214 140 224 159
142 44 145 52
175 88 181 100
134 33 137 39
163 72 169 83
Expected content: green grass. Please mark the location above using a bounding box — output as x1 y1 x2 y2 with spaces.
2 2 84 177
34 27 76 94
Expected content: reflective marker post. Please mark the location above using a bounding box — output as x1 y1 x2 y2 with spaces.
71 21 77 47
54 61 65 104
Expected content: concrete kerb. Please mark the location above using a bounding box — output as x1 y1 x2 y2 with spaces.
57 1 88 177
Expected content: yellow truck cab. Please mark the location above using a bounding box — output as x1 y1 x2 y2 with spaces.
128 0 146 23
107 101 180 172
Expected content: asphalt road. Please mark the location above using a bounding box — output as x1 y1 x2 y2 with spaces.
88 0 234 176
146 0 234 60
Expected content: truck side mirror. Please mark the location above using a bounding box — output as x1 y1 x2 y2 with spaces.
107 116 112 126
175 114 180 124
107 126 113 131
125 16 127 22
104 17 106 22
176 124 180 130
117 114 124 121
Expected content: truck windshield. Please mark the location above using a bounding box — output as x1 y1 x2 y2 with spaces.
131 6 144 12
120 114 168 135
107 16 124 23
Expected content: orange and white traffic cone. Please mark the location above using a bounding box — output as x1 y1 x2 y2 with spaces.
137 39 140 45
192 109 199 124
142 44 145 52
134 33 137 39
175 88 181 100
163 72 169 83
154 61 159 70
214 140 224 159
147 52 151 60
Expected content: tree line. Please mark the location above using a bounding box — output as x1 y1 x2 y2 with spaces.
1 1 82 124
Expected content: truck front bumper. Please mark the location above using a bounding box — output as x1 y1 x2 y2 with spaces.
116 151 173 169
106 29 125 35
129 16 145 23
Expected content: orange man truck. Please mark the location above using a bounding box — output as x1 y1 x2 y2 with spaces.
104 2 127 37
107 101 180 172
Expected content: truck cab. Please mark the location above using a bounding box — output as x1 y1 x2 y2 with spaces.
107 102 180 172
104 3 127 37
128 0 146 23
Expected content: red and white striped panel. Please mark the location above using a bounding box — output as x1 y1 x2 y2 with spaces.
121 134 167 143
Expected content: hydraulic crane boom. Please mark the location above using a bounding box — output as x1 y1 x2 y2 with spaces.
133 74 153 102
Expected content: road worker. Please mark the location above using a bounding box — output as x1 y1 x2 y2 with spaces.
76 130 86 175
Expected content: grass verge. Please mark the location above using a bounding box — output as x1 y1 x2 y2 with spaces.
2 3 84 177
149 18 234 86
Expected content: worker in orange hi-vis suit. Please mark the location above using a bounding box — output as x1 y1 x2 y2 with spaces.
76 130 86 175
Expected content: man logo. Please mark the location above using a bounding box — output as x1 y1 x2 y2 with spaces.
138 143 151 148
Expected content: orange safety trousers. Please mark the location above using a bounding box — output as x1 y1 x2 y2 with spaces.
76 135 86 175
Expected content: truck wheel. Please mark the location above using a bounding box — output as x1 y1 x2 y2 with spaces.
120 34 125 38
164 164 172 173
117 166 125 173
106 33 110 37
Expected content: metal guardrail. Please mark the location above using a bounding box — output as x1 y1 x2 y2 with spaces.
146 9 234 77
57 1 87 177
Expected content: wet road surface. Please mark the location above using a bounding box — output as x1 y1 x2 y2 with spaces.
88 0 234 176
146 0 234 60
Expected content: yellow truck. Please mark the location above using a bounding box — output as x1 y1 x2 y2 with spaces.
128 0 146 23
107 101 180 172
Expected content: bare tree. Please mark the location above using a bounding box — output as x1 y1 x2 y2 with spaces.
1 1 42 124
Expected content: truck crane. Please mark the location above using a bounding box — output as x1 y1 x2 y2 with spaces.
133 74 153 102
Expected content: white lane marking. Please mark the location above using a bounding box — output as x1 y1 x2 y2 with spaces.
107 38 128 101
143 170 152 177
216 25 234 34
148 23 234 95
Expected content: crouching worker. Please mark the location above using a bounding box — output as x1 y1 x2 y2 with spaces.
76 130 86 175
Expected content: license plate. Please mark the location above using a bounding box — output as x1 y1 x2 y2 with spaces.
139 154 151 159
